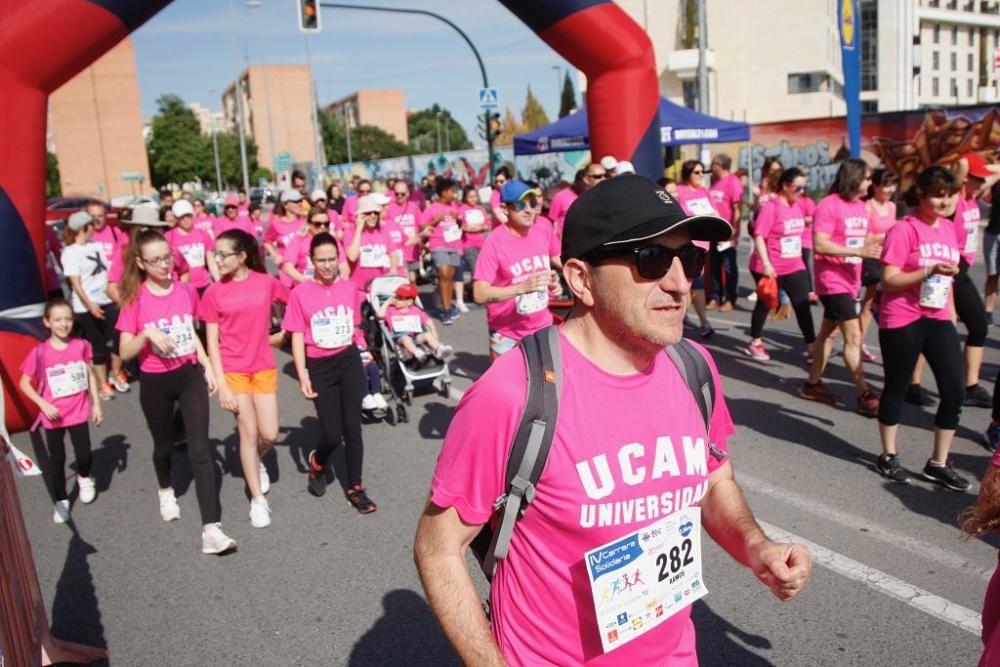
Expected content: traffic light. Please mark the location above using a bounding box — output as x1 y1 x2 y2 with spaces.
490 112 502 136
299 0 320 32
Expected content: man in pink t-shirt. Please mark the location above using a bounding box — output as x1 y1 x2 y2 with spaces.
386 180 424 281
547 172 582 238
708 154 743 310
415 175 812 667
472 180 561 358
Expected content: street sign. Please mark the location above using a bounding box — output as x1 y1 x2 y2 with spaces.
121 171 143 182
478 87 499 110
274 152 293 173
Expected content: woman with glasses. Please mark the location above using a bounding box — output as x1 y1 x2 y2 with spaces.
386 181 424 283
674 160 717 338
282 209 348 284
200 230 290 529
214 194 255 239
282 232 376 514
345 195 400 290
116 229 236 555
745 168 817 361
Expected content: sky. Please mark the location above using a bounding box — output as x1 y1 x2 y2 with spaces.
131 0 579 150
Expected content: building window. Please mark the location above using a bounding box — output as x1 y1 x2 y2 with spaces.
952 26 959 45
861 0 878 91
969 78 975 97
933 77 940 95
946 0 956 8
787 72 844 98
970 53 975 71
862 100 879 113
970 28 976 46
682 81 698 110
934 24 941 44
951 78 959 96
933 51 940 69
952 52 958 70
965 0 975 9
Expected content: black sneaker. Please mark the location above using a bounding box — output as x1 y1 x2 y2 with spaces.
307 451 326 497
921 459 972 492
904 384 935 407
346 485 376 514
963 384 992 409
876 454 911 484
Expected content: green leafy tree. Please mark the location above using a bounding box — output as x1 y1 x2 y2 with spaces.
493 106 524 146
211 131 260 189
251 166 273 185
559 71 577 118
319 109 409 163
521 86 551 131
147 94 205 188
46 152 61 198
407 105 472 155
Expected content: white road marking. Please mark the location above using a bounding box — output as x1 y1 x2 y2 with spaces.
739 473 994 581
760 520 983 636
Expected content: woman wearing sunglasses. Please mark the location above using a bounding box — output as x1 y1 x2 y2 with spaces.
282 209 348 284
745 168 817 361
472 180 561 359
674 160 717 338
213 194 255 239
345 194 400 290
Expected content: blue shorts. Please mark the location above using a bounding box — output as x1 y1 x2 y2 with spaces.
489 330 519 358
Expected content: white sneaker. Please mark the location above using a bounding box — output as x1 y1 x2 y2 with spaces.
77 475 96 504
158 488 180 522
361 394 378 411
202 523 237 554
53 500 70 524
434 344 454 360
456 301 470 313
258 461 270 495
372 393 389 410
747 291 759 303
413 349 428 364
249 496 271 528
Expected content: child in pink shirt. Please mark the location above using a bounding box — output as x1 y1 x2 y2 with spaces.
378 282 453 367
166 200 219 292
19 298 103 523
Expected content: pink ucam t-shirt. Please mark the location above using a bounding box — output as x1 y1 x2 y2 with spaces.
386 200 423 263
797 196 817 249
198 270 289 374
384 304 430 335
264 215 305 253
430 333 734 666
460 204 490 250
20 338 93 430
193 213 215 239
473 222 555 340
953 193 981 266
422 202 463 251
709 173 743 224
865 200 897 238
342 194 360 224
165 227 213 289
116 282 200 374
754 198 807 276
675 185 718 251
548 187 578 236
348 227 400 290
281 278 361 358
812 194 869 297
879 215 961 329
213 215 256 240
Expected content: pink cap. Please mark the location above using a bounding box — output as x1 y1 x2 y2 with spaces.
224 194 239 207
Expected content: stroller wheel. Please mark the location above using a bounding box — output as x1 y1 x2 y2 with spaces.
439 381 451 399
397 405 408 424
385 406 397 426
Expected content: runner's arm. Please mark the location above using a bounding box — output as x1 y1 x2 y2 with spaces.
753 235 775 276
414 502 507 667
472 279 529 305
812 231 876 258
701 461 812 602
117 331 147 362
881 262 958 292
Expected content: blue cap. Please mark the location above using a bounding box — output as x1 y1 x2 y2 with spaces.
500 180 541 204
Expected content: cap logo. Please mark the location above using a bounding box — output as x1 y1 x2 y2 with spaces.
655 190 673 205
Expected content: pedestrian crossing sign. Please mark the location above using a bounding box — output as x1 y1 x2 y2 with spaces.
478 87 499 110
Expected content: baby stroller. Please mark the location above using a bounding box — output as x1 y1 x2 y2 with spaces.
363 275 452 425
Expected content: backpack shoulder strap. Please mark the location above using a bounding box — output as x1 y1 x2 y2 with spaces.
482 325 561 577
666 339 725 462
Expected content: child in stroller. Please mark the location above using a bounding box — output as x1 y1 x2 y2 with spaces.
377 282 453 368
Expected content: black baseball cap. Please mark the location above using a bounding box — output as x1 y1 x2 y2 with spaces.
561 174 732 264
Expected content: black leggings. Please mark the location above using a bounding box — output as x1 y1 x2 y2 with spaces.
750 270 816 343
46 423 92 501
139 363 219 524
878 319 964 429
955 266 988 347
307 347 365 486
76 305 118 366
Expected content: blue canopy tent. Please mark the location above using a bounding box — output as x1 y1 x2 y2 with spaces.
513 96 750 156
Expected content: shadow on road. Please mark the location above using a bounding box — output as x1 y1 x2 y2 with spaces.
418 402 455 441
450 350 489 382
348 589 458 666
91 434 129 494
50 521 109 666
692 599 775 666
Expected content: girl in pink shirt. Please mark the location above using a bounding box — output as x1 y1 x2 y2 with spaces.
116 229 236 555
675 160 717 338
860 169 899 357
282 209 348 285
19 298 103 523
201 230 290 529
165 204 220 293
745 168 816 361
281 233 376 514
874 166 969 491
191 199 215 239
421 178 463 322
263 195 306 280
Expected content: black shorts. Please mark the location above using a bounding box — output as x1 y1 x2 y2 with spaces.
861 258 881 287
820 293 859 322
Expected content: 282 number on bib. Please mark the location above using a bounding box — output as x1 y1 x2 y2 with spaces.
656 538 694 581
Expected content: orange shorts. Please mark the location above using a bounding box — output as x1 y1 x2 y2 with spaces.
224 368 278 394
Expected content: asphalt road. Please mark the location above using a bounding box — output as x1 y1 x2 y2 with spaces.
11 248 1000 665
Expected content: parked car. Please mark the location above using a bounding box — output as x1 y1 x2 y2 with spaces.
46 196 121 225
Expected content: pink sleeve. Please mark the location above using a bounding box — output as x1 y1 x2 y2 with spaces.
263 222 279 243
547 221 560 257
115 300 139 334
108 244 127 283
880 222 913 268
729 176 743 203
282 236 299 265
472 238 499 282
490 190 501 210
280 289 306 333
197 285 219 323
80 339 94 363
272 276 291 305
421 205 436 226
753 201 776 238
429 353 525 523
187 283 200 314
812 198 836 235
19 345 40 378
173 248 190 276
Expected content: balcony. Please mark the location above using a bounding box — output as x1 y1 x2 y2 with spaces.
667 48 717 80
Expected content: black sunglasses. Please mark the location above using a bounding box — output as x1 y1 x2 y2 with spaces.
587 244 706 280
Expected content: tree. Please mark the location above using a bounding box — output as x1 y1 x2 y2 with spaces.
493 106 524 146
212 130 259 189
559 71 577 118
147 94 205 188
521 86 550 131
319 109 409 163
407 105 472 155
46 152 61 198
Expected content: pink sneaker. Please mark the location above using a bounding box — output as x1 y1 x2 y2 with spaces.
861 344 877 362
744 341 770 361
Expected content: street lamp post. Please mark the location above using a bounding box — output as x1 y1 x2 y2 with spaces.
303 32 326 185
435 111 442 154
209 88 223 193
319 2 494 180
343 103 353 165
226 0 251 192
